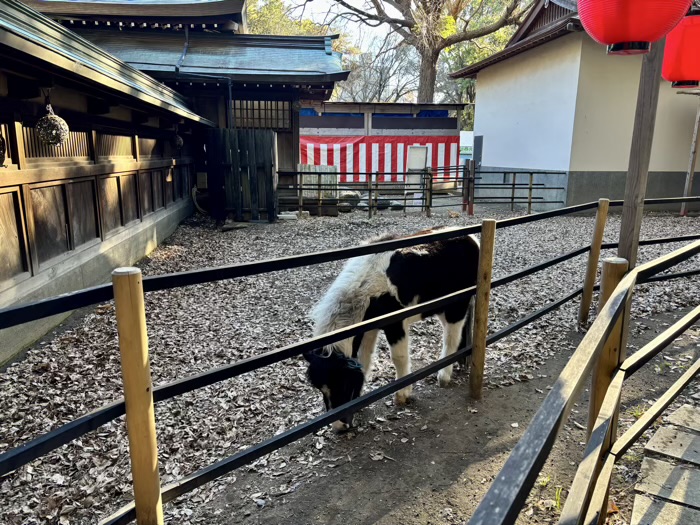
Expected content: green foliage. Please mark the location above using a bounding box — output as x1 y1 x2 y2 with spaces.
246 0 355 53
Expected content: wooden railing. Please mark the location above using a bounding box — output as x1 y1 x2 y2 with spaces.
468 237 700 525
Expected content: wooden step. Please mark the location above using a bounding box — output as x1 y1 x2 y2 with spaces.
646 426 700 467
636 457 700 510
631 494 700 525
668 404 700 434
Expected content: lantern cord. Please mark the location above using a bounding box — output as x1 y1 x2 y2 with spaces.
41 88 55 115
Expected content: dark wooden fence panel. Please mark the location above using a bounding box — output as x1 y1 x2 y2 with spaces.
139 171 153 216
0 190 26 282
99 176 121 236
67 180 99 248
152 171 164 211
31 185 69 265
121 174 139 225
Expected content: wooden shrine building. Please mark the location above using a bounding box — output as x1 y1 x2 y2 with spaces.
24 0 350 222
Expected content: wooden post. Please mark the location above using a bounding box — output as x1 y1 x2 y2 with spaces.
510 172 516 211
681 98 700 217
367 175 373 218
10 120 26 170
462 161 468 212
587 257 629 437
112 268 163 525
527 172 534 215
317 172 322 217
426 171 433 218
470 219 496 400
374 172 380 215
579 198 611 326
617 38 666 268
297 171 303 214
469 160 475 216
132 134 140 163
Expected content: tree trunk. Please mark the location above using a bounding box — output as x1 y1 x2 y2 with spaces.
417 48 439 103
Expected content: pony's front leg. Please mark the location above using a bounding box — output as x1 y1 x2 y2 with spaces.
386 321 411 405
437 315 466 387
356 330 379 381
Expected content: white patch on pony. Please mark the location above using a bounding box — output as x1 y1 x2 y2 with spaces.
311 249 396 358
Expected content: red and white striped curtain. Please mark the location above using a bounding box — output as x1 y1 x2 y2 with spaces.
299 135 461 183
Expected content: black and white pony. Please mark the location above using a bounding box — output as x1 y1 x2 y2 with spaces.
304 226 480 431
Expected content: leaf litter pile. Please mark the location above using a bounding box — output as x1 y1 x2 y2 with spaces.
1 209 698 524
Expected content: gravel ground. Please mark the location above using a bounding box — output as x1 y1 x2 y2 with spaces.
1 208 698 524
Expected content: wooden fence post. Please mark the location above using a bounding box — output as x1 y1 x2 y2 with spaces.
587 257 628 437
112 268 163 525
426 171 433 218
469 160 475 216
462 162 468 212
367 175 373 218
470 219 496 400
579 198 611 326
527 173 534 215
510 173 517 211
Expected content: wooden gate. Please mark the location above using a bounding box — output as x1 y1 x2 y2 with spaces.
206 128 277 223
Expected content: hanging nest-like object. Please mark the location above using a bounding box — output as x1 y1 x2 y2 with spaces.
36 105 69 146
173 134 184 150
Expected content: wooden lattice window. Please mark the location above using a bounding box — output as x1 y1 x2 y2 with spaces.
233 100 291 131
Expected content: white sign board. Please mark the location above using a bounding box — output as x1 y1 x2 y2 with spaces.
407 146 428 171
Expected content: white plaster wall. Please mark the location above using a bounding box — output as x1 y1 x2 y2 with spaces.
473 33 583 171
570 36 700 172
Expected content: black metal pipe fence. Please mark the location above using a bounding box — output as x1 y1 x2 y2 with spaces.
0 196 698 524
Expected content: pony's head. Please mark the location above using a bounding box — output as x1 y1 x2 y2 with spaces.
304 348 365 432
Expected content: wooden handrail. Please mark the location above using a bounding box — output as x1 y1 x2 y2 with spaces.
469 239 700 525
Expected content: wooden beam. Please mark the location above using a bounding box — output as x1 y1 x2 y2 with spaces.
112 267 164 525
617 38 666 268
87 97 113 115
579 198 610 325
681 98 700 216
470 219 496 400
588 257 628 436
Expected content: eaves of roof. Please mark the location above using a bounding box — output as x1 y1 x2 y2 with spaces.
0 0 214 126
74 29 350 84
20 0 244 19
450 17 580 79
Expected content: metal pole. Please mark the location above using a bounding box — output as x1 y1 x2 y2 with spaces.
681 99 700 216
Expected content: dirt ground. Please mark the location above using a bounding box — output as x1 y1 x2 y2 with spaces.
1 209 698 525
184 307 698 525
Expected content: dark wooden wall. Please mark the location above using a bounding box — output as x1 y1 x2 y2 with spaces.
0 119 193 293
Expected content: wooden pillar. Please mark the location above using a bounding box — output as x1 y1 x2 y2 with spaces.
87 130 98 164
587 257 628 437
510 172 516 211
10 120 26 170
469 160 475 216
681 98 700 217
470 219 496 400
617 38 666 268
527 172 534 215
579 198 611 325
132 134 140 163
112 268 163 525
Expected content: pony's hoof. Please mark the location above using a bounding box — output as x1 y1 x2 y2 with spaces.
437 369 452 387
394 388 412 405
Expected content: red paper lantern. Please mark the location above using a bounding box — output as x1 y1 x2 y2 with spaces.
579 0 692 55
663 14 700 88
